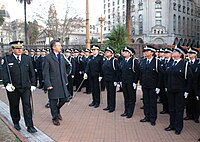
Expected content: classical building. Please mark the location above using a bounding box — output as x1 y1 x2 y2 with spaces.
103 0 200 46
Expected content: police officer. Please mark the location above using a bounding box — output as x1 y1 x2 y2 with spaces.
35 49 43 89
184 47 199 123
164 45 193 135
2 41 37 133
102 47 120 113
140 45 163 126
84 45 103 108
120 47 140 118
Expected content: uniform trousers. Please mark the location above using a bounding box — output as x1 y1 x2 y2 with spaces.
105 81 116 111
91 77 100 106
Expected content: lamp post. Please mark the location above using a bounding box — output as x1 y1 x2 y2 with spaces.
99 16 105 45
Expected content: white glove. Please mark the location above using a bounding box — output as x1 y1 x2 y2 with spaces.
114 82 117 86
119 82 122 87
6 83 15 92
133 83 137 90
184 92 189 98
83 73 88 80
31 86 36 92
165 88 167 92
79 71 83 75
196 96 199 100
71 75 74 78
155 88 160 94
99 77 102 82
35 69 37 72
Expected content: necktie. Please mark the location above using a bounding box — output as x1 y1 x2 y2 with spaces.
146 60 150 64
17 56 20 63
57 54 61 62
173 61 177 66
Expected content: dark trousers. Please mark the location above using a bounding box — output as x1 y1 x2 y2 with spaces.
91 77 100 105
186 90 199 120
168 91 184 132
7 88 33 127
67 76 74 97
75 72 83 91
49 98 68 120
162 91 169 112
122 82 136 117
85 77 91 94
105 81 116 111
142 87 157 123
36 70 43 88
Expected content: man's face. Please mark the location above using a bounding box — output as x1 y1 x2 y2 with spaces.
123 51 131 58
30 51 34 56
36 51 40 56
65 52 71 57
145 50 154 58
188 53 196 59
92 49 99 55
105 51 112 58
172 50 181 59
12 48 23 56
164 52 172 58
53 42 62 53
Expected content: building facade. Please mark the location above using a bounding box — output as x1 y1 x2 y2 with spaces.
103 0 200 46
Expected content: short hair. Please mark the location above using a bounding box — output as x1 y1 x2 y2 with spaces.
50 39 60 51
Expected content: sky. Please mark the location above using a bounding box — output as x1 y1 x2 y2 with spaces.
0 0 103 25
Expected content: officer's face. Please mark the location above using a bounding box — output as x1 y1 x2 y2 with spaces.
105 51 112 58
53 42 62 53
12 48 23 56
92 49 99 55
164 52 172 58
30 51 34 56
145 50 154 58
123 51 131 58
172 50 182 59
65 52 71 57
188 53 196 59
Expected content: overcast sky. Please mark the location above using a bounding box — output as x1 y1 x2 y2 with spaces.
0 0 103 25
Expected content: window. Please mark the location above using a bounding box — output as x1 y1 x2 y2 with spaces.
108 9 110 13
139 2 143 10
108 3 110 8
178 4 181 12
187 7 190 14
156 20 161 25
173 3 176 10
117 0 119 5
155 0 161 9
104 4 106 9
139 14 143 35
173 14 176 33
155 11 161 18
113 1 115 6
178 16 181 34
183 6 185 13
183 17 185 35
108 15 110 19
123 5 125 10
122 0 125 4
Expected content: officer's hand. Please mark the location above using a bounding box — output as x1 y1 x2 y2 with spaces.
165 88 167 92
119 82 122 87
114 82 117 86
184 92 189 98
133 83 137 90
83 73 88 80
31 86 36 92
79 71 82 75
155 88 160 94
99 77 102 82
71 75 74 78
196 96 199 100
6 83 15 92
35 69 37 72
47 86 53 90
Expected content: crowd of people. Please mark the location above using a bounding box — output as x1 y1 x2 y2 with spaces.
1 40 200 140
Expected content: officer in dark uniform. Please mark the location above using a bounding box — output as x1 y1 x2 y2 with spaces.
84 45 103 108
164 45 193 135
2 41 37 133
35 49 43 89
102 47 120 113
65 48 76 98
120 47 140 118
184 47 199 123
140 45 163 126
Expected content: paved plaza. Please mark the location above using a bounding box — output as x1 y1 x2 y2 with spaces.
0 85 199 142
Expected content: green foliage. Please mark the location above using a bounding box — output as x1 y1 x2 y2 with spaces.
27 20 39 44
105 24 128 53
90 37 98 44
0 16 4 26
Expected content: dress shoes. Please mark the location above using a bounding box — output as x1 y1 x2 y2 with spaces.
175 130 181 135
120 112 127 117
89 102 95 107
14 123 21 131
183 116 191 120
27 126 37 133
45 103 50 108
58 114 62 120
140 106 144 109
198 138 200 141
140 118 150 122
194 119 199 123
108 110 114 113
52 119 60 126
164 126 175 131
151 122 156 126
103 107 109 111
126 115 132 119
94 105 99 108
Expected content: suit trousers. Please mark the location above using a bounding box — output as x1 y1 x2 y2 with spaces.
7 88 33 127
91 76 100 106
105 81 116 111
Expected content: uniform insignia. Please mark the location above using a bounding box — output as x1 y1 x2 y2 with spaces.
1 59 4 65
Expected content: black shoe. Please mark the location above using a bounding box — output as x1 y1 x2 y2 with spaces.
151 122 156 126
183 116 191 120
140 106 144 109
58 114 62 120
69 96 73 100
27 126 37 133
45 103 50 108
140 98 143 100
14 123 21 131
164 126 175 131
89 102 95 107
126 115 132 119
160 111 168 114
198 138 200 141
175 130 181 135
140 118 150 122
194 119 199 123
94 105 99 108
103 107 109 111
52 119 60 126
120 112 127 117
108 110 114 113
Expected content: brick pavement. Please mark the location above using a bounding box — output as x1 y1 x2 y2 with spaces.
0 85 199 142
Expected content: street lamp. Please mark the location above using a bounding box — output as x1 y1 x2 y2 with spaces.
98 16 105 45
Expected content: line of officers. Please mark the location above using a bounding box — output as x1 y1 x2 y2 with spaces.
25 44 200 136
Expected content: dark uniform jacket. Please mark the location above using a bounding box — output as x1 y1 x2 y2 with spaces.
43 52 72 99
2 54 36 88
120 57 140 84
67 56 76 76
85 54 103 78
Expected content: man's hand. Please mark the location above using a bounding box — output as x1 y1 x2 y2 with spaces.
83 73 88 80
47 86 53 90
184 92 189 98
155 88 160 94
6 83 15 92
99 77 102 82
133 83 137 90
31 86 36 92
114 82 118 86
